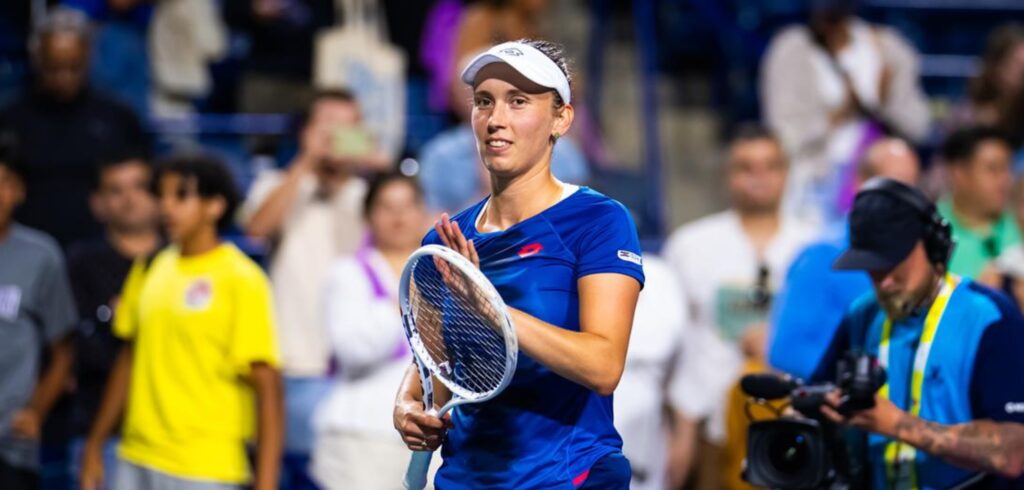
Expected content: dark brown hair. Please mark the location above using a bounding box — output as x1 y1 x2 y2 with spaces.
0 138 26 183
299 88 360 130
518 38 572 108
941 126 1014 166
362 171 424 219
729 122 781 147
154 153 240 232
968 24 1024 145
969 23 1024 106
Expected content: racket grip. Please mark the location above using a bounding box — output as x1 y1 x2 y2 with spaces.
403 450 433 490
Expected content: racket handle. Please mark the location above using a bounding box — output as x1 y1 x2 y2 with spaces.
403 450 433 490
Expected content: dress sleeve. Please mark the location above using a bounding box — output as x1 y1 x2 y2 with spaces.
574 202 645 287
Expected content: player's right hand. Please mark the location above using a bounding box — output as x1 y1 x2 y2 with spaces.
394 398 453 452
435 213 480 269
79 442 105 490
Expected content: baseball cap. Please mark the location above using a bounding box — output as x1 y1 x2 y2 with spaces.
460 41 571 104
833 190 926 271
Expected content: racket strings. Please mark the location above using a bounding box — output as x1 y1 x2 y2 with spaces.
413 270 508 385
413 283 508 392
409 256 510 398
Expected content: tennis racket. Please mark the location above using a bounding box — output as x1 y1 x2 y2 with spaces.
400 244 518 490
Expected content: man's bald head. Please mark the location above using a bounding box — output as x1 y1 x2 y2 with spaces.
857 138 920 187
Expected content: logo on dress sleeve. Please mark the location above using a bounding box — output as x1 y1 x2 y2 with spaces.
617 250 643 266
0 285 22 321
184 279 213 310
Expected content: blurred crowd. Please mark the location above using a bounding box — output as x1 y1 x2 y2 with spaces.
1 1 1024 490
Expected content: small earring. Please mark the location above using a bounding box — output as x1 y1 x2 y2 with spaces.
552 132 560 141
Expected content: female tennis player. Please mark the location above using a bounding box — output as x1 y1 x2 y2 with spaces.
393 39 645 489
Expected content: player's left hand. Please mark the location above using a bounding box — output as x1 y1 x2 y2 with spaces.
435 213 479 269
394 398 453 451
10 407 41 440
820 391 903 439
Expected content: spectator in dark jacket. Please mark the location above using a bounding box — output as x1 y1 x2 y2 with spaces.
0 7 150 247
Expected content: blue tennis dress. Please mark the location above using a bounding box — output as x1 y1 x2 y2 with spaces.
422 187 646 489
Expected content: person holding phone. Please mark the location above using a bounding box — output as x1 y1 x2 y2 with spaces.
240 88 391 487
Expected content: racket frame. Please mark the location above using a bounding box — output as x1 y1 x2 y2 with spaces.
399 244 518 489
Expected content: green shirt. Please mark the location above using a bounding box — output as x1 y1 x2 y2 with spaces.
937 198 1021 279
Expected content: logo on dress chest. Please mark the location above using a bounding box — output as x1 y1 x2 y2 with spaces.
517 243 544 258
184 279 213 310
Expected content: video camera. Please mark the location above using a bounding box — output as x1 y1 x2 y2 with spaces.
740 352 886 490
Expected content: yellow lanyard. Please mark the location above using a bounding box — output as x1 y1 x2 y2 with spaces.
878 273 958 490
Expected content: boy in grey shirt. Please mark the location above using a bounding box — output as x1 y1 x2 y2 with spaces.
0 153 77 489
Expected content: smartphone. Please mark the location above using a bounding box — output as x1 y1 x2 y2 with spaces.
331 125 375 160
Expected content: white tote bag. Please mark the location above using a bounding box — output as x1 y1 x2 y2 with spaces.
314 0 407 161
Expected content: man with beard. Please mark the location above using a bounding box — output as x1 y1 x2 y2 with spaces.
769 137 920 380
810 177 1024 489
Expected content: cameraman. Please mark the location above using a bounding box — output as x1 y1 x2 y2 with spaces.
813 177 1024 489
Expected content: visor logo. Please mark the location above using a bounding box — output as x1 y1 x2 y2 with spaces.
1007 402 1024 414
500 47 524 57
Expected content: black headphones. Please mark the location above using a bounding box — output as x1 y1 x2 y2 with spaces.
855 177 955 267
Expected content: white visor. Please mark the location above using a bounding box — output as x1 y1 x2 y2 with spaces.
460 41 571 104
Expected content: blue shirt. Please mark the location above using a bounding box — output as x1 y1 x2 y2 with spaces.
423 187 645 489
813 280 1024 490
417 125 591 213
768 221 872 380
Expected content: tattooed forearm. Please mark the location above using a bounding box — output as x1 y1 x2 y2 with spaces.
893 415 1024 478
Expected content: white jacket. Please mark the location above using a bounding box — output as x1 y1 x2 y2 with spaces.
314 248 411 435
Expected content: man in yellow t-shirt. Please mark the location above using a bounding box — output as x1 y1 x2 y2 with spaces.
80 154 283 490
